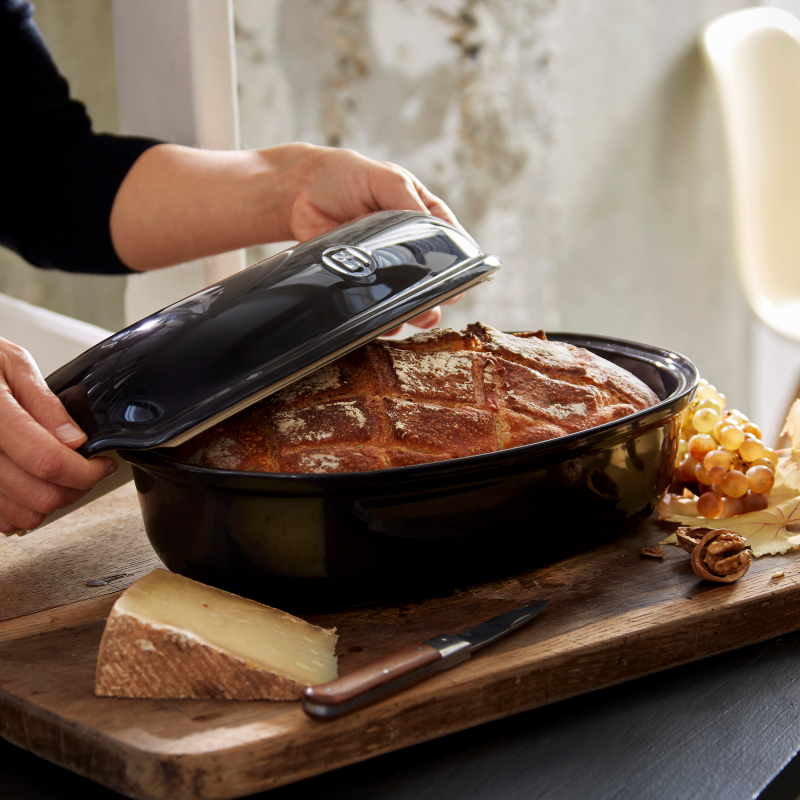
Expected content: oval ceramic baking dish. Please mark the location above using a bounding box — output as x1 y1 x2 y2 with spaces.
121 334 697 609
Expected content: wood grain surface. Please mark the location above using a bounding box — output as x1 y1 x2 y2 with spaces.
2 482 800 800
0 483 160 621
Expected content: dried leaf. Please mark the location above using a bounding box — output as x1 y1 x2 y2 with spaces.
663 496 800 557
658 493 698 519
781 399 800 451
771 452 800 505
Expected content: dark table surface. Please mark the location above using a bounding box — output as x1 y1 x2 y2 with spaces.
3 628 800 800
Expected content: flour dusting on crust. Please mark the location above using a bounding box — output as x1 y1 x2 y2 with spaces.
182 323 659 474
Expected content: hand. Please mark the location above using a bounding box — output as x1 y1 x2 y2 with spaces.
283 145 462 243
283 146 464 334
381 294 465 338
0 338 116 533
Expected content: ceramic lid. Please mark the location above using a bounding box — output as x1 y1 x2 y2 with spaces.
46 211 500 457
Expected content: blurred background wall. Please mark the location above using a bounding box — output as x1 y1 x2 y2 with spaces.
5 0 800 437
233 0 754 414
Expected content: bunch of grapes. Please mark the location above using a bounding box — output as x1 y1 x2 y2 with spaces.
673 378 778 519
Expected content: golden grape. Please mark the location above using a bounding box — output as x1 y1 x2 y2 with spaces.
697 383 720 402
680 455 700 481
721 496 745 517
693 408 720 433
750 457 776 474
695 464 713 485
697 492 724 519
742 491 769 513
722 469 749 498
696 399 723 415
742 422 762 439
739 438 766 462
689 434 716 461
708 465 727 484
719 425 745 451
704 450 732 471
747 465 775 494
726 409 750 425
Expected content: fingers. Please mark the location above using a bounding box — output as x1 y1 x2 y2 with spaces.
392 165 465 232
381 307 442 339
0 388 109 490
0 451 89 529
0 338 116 530
1 339 87 449
407 307 441 329
367 159 464 232
289 146 466 241
0 342 110 491
0 491 39 534
0 485 88 532
368 161 430 216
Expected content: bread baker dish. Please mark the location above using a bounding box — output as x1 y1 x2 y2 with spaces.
46 211 697 608
125 330 694 609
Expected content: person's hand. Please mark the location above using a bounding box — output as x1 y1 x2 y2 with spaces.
0 338 116 533
380 294 464 338
281 145 464 335
282 144 462 243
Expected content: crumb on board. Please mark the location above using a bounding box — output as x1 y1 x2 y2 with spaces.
772 571 786 579
641 545 664 558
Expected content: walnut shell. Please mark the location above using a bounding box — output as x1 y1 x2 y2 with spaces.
676 526 713 554
690 529 751 583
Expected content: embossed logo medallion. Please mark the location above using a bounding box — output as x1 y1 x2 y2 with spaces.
321 246 378 283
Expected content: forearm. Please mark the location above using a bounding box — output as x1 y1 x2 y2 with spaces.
110 141 460 272
110 143 310 271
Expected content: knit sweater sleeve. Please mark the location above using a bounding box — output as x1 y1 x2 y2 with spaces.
0 0 161 274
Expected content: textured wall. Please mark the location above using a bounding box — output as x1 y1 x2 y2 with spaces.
0 0 763 411
0 0 126 332
235 0 754 409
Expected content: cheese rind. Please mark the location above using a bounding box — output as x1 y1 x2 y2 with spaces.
94 569 338 700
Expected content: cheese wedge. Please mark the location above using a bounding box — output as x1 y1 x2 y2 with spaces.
95 569 338 701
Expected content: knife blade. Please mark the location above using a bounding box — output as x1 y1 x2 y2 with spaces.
302 599 550 720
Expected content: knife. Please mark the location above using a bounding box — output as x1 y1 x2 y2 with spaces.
302 599 550 720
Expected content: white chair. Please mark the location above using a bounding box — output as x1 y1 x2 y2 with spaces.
702 8 800 343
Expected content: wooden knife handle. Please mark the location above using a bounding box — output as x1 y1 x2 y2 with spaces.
303 643 442 718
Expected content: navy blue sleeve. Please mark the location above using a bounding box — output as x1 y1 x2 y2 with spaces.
0 0 162 274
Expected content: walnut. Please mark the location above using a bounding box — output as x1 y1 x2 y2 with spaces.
641 545 664 558
689 529 751 583
676 526 712 554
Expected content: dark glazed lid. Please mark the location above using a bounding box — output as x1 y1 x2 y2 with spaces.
46 211 500 457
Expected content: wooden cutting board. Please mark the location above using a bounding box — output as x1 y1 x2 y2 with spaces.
2 482 800 800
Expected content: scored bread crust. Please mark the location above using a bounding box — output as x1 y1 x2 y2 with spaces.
176 323 659 475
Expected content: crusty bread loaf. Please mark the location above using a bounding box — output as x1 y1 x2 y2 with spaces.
176 323 659 474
